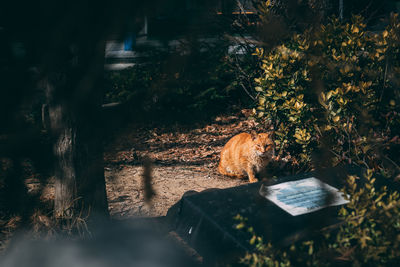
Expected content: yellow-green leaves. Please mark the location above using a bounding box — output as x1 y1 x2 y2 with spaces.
332 115 340 123
336 170 400 263
252 13 400 168
242 9 400 267
294 128 311 144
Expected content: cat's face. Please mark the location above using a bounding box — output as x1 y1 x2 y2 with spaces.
252 133 275 158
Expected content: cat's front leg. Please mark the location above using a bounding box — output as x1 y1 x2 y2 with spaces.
246 165 257 183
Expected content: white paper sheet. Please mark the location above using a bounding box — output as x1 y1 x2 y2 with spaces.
264 177 349 216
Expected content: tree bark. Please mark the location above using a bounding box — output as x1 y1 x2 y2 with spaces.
45 40 109 224
53 123 77 219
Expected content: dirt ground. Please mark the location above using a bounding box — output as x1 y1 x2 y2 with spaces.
104 110 259 218
0 110 261 251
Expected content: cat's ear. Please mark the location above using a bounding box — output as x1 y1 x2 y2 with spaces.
250 130 258 141
268 131 275 139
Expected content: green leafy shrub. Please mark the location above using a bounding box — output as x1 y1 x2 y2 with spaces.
253 14 400 169
103 39 254 120
334 170 400 265
104 64 154 104
239 9 400 267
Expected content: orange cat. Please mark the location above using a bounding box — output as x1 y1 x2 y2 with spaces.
218 132 275 183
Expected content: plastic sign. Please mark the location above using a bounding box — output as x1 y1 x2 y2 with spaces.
264 177 349 216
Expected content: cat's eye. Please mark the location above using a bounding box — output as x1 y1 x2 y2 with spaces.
266 145 274 151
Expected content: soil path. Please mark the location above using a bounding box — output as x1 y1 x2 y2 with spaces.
104 110 259 218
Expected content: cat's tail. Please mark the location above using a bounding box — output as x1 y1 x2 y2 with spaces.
218 161 227 175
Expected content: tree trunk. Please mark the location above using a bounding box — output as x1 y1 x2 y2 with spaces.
45 40 109 224
53 122 77 219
